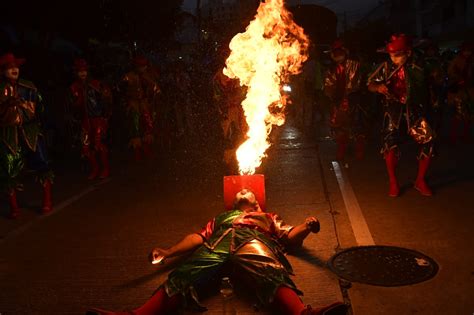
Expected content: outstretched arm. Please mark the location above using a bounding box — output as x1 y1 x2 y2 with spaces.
286 217 320 248
149 233 204 263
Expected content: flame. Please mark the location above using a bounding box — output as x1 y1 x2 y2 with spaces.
223 0 309 175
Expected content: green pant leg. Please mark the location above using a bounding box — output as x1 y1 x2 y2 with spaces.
164 245 229 297
0 143 24 192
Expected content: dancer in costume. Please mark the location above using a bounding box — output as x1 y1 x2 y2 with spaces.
324 39 369 161
87 189 347 315
120 56 160 161
368 34 434 197
0 53 54 218
69 58 112 179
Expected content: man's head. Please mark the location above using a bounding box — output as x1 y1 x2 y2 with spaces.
73 58 88 81
233 189 261 212
132 55 149 73
386 34 412 66
0 53 25 81
330 39 348 64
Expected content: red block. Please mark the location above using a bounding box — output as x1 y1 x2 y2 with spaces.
223 175 266 211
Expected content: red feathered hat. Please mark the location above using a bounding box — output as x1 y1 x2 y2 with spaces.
132 55 149 66
73 58 88 71
386 34 412 53
0 53 26 69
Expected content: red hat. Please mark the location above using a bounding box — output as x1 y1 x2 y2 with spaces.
73 58 88 71
132 55 149 66
386 34 412 53
331 39 347 51
0 53 25 69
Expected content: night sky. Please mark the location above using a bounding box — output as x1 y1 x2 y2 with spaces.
182 0 381 30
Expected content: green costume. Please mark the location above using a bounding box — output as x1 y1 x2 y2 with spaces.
0 78 52 192
163 209 302 309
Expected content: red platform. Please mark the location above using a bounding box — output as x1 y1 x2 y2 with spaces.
223 175 266 211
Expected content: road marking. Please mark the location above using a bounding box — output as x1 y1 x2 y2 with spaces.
0 178 111 243
332 161 375 246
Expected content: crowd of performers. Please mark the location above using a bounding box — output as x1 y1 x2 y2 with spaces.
0 53 163 219
1 33 473 219
321 35 473 198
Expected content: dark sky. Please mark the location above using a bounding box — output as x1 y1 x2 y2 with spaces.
182 0 381 31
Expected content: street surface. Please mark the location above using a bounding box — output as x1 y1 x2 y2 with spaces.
1 120 473 315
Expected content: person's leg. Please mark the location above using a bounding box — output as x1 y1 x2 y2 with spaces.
272 286 347 315
384 147 400 197
90 118 110 179
414 143 434 196
0 145 23 218
132 287 181 315
25 137 54 214
88 248 227 315
141 109 155 158
272 285 305 315
381 108 402 197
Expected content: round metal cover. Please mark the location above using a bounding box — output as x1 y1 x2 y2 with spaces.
328 246 438 286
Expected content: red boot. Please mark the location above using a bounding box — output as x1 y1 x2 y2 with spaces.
134 146 142 162
336 135 348 161
98 149 110 179
86 151 99 180
384 149 399 197
41 179 53 214
86 287 181 315
143 142 154 159
355 136 366 160
7 189 20 219
414 156 433 196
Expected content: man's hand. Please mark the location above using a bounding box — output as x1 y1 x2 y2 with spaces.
305 217 320 233
148 247 170 265
376 84 389 96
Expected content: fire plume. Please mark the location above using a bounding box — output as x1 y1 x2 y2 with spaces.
223 0 309 175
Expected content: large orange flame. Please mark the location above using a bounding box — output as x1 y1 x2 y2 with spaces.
223 0 309 175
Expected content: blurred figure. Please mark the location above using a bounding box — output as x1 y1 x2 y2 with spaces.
68 59 112 180
0 53 54 218
213 67 245 171
324 39 368 161
172 61 194 138
447 41 474 144
421 40 446 134
368 34 434 197
120 55 160 161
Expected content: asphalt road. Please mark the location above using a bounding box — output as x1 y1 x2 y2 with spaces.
1 120 473 315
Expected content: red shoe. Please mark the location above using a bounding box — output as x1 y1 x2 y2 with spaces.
87 153 100 180
143 142 154 159
41 179 53 214
301 302 348 315
414 179 433 196
388 180 400 197
134 147 142 162
414 157 433 196
7 189 20 219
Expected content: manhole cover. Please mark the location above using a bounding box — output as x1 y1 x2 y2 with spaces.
328 246 438 286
